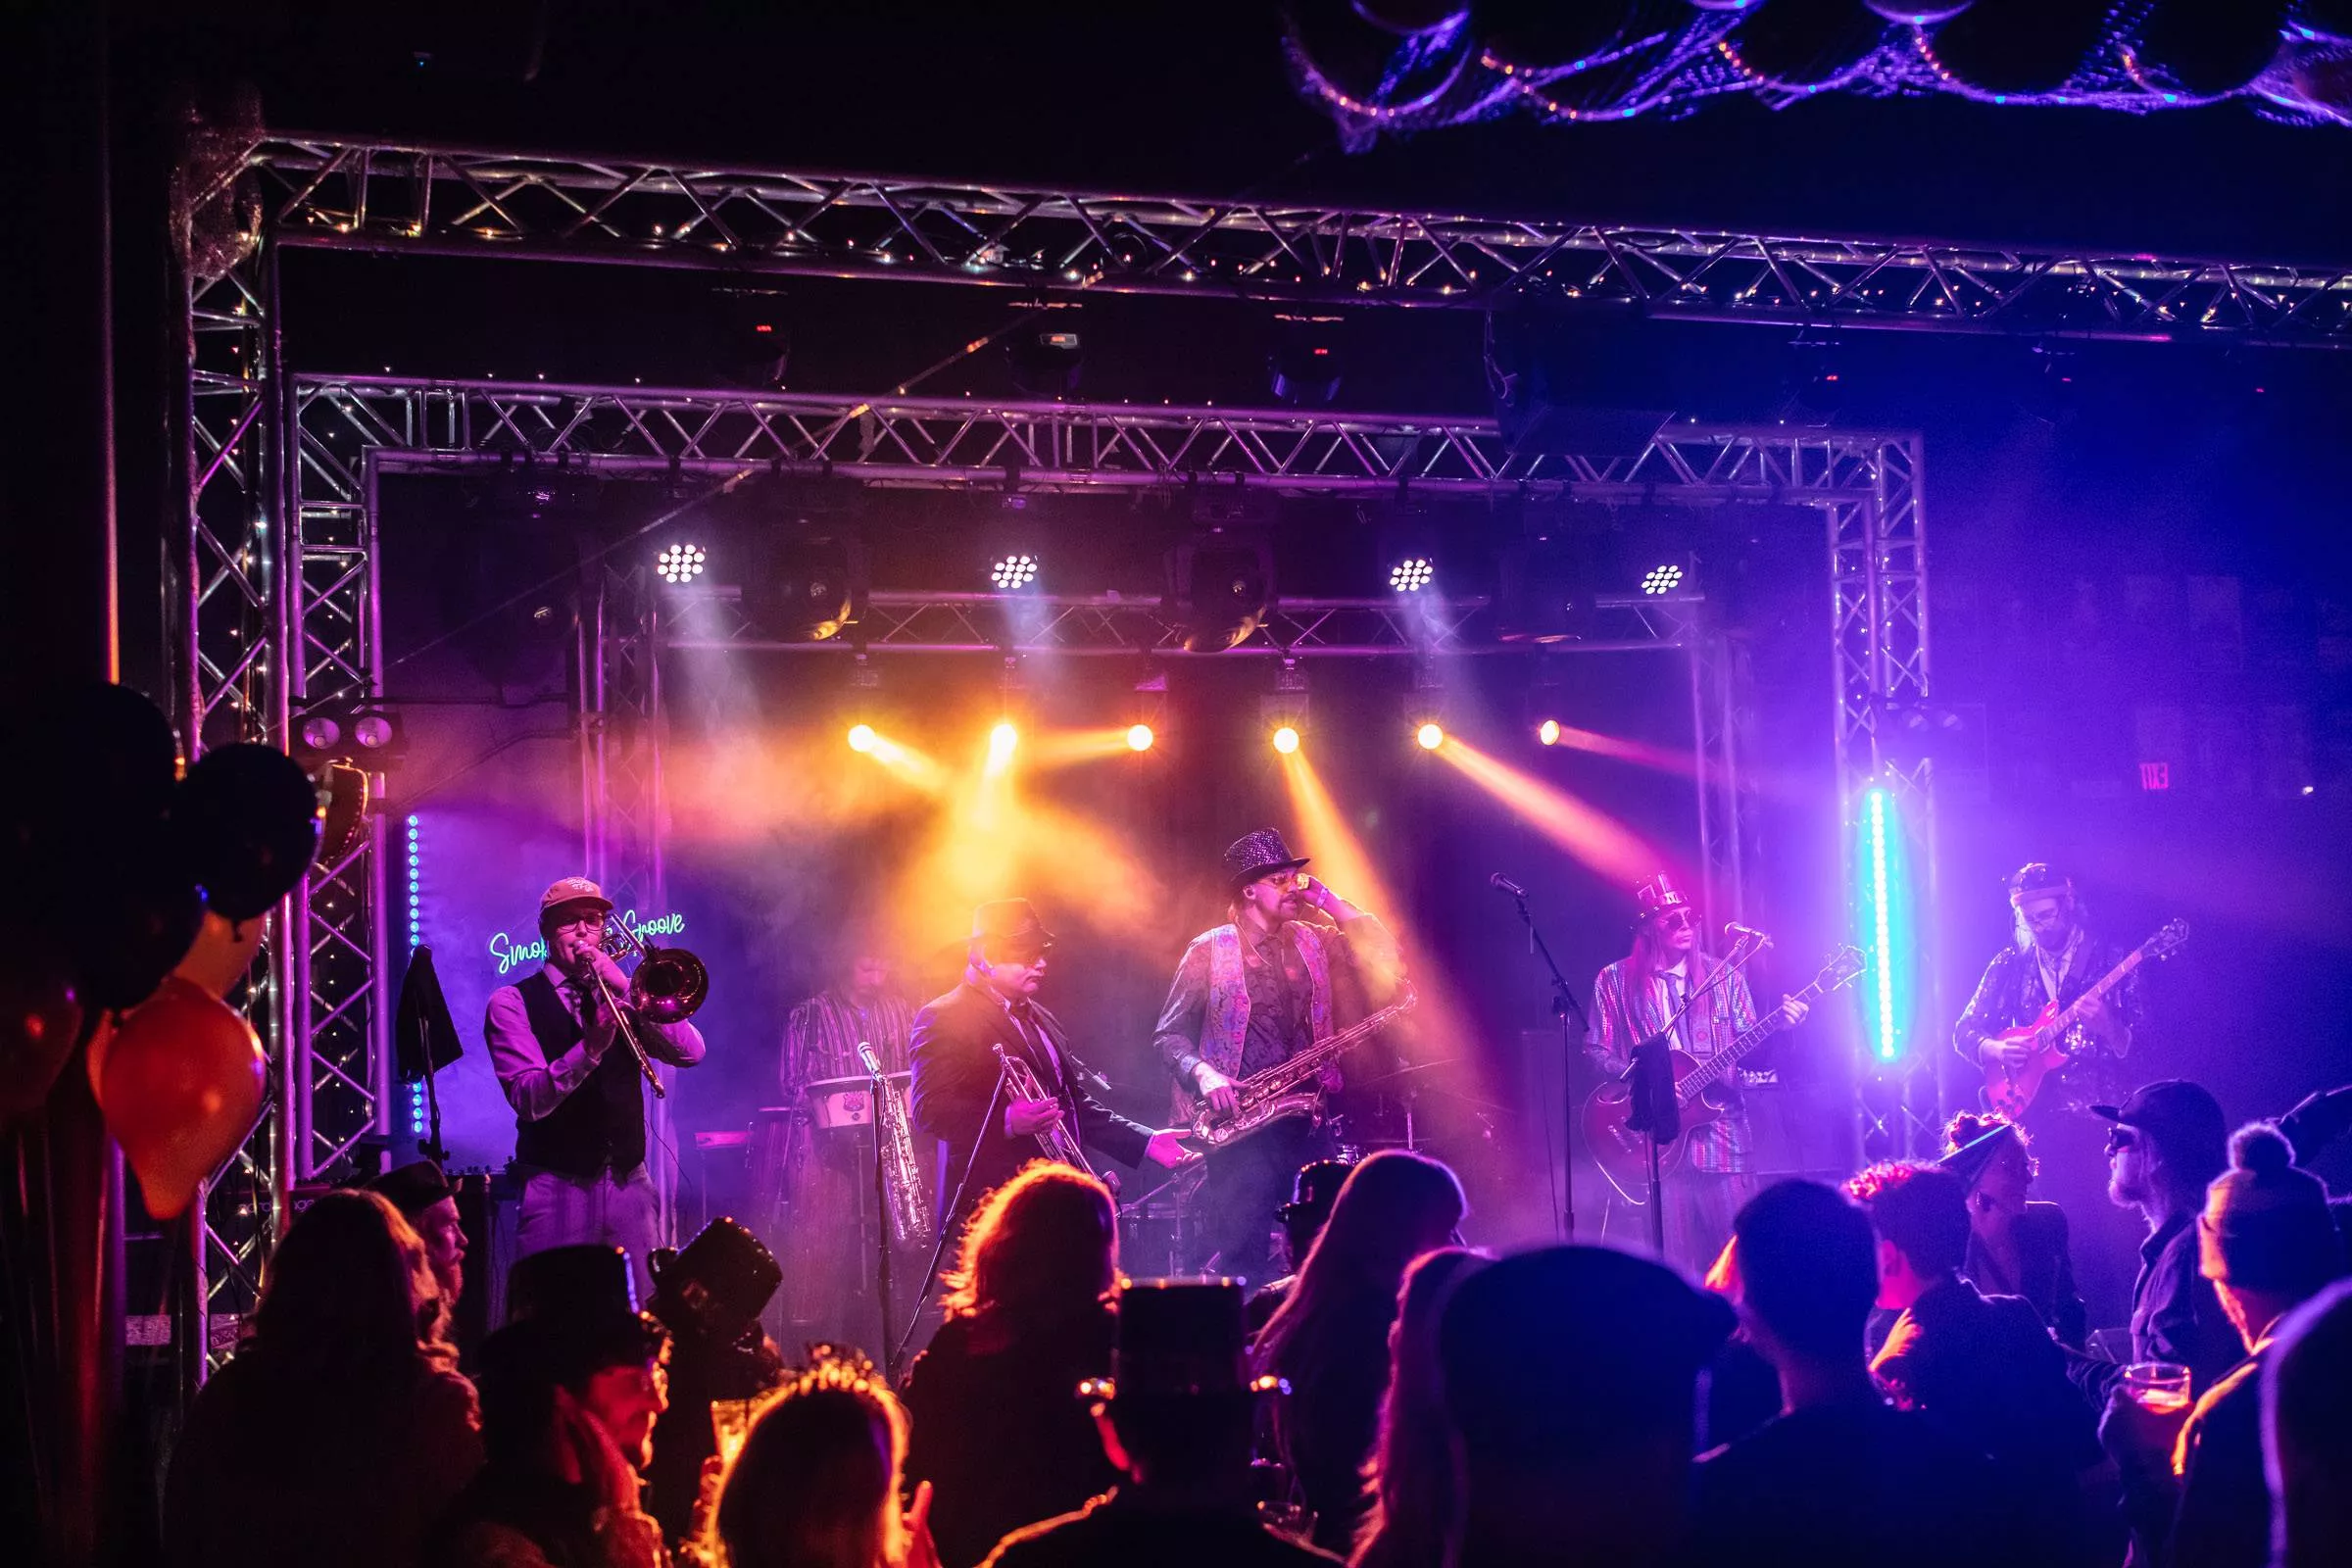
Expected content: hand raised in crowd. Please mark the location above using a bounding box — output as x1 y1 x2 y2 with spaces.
1194 1062 1240 1115
904 1480 941 1568
1144 1129 1201 1170
1004 1097 1065 1139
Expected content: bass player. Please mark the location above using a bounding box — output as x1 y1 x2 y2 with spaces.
1587 873 1807 1273
1152 829 1403 1280
1953 861 2140 1126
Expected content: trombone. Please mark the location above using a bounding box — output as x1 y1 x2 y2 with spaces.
584 915 710 1101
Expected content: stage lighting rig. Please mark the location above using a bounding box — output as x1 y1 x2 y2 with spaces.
990 552 1040 591
1641 563 1685 597
1130 671 1167 756
1404 661 1448 752
1389 555 1436 594
1172 531 1274 654
1268 313 1346 406
1006 321 1084 397
294 700 407 769
847 724 878 754
1538 718 1562 746
656 542 707 585
1416 723 1446 750
1261 659 1308 753
1127 724 1155 753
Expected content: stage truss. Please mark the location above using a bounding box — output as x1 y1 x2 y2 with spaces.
172 135 1940 1369
251 137 2352 345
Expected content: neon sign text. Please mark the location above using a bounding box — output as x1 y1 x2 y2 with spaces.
490 910 685 975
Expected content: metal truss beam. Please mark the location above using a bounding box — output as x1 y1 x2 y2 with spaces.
296 373 1914 501
665 589 1543 658
256 137 2352 346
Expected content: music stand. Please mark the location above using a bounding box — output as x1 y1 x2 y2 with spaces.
1620 1034 1680 1257
394 946 465 1165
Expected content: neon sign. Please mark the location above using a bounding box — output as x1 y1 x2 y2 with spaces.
489 909 686 975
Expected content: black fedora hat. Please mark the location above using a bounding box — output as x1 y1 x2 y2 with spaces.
971 899 1054 957
1276 1159 1352 1227
1223 829 1309 894
506 1245 668 1372
650 1216 783 1339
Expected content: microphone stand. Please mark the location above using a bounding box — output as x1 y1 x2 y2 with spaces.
1506 888 1590 1240
893 1057 1011 1377
858 1046 896 1385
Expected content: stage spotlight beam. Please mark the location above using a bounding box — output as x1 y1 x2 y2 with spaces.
1272 725 1300 755
1127 724 1154 753
1416 722 1445 750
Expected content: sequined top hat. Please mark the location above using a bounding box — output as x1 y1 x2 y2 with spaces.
1223 828 1310 894
2006 862 2074 906
1633 873 1690 922
650 1216 784 1340
1079 1280 1280 1401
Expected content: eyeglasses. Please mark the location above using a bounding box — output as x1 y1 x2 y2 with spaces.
2105 1126 2139 1154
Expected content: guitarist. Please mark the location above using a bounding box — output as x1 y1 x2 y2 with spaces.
1152 829 1402 1280
1588 874 1807 1273
1953 862 2140 1124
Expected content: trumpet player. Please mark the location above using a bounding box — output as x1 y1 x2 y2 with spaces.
909 900 1195 1230
1152 829 1400 1280
486 877 707 1296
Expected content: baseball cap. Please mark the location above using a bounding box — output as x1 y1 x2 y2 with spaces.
539 877 613 916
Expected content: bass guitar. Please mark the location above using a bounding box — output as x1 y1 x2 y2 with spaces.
1585 947 1865 1204
1978 919 2188 1119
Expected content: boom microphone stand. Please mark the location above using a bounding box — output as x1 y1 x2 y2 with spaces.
1498 878 1592 1240
892 1057 1010 1378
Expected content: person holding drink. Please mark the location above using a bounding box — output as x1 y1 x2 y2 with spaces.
2102 1121 2348 1568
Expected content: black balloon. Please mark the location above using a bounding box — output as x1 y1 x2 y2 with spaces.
60 827 207 1011
172 744 322 922
14 682 180 836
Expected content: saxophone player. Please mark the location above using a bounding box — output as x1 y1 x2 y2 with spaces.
908 900 1196 1229
1152 830 1401 1280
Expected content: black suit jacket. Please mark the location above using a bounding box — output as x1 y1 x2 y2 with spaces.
908 981 1153 1222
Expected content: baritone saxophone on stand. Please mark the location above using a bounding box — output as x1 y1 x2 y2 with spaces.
858 1043 934 1250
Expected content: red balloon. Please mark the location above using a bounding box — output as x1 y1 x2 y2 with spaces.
100 976 266 1219
0 949 84 1121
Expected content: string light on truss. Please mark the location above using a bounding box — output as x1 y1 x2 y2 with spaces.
1389 556 1436 593
1641 563 1685 596
990 553 1040 590
656 543 707 584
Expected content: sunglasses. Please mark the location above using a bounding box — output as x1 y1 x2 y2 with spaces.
1654 909 1695 931
2105 1126 2139 1154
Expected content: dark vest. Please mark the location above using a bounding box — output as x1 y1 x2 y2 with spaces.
513 969 646 1179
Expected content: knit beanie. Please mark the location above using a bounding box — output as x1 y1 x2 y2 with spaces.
2198 1123 2344 1297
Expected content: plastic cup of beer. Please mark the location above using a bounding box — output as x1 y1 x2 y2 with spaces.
2122 1361 2191 1414
711 1396 760 1467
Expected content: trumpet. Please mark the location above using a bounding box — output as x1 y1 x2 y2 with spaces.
585 914 710 1101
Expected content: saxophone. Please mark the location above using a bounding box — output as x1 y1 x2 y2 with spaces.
1186 987 1419 1147
857 1044 933 1250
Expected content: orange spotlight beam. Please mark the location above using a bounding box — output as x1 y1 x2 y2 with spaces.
1433 736 1663 887
1026 726 1157 768
1278 749 1405 946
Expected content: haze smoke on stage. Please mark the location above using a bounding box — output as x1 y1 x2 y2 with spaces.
1428 736 1662 889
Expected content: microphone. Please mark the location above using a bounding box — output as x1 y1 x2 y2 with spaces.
1491 873 1528 899
1726 921 1773 947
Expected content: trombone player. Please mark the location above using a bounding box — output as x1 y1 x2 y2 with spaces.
487 877 708 1296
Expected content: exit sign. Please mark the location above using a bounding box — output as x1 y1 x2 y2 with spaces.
2139 761 2171 791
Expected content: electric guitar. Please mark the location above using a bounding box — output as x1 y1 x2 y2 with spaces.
1978 919 2188 1119
1584 947 1865 1204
